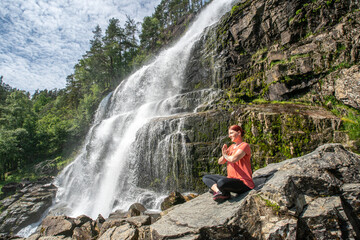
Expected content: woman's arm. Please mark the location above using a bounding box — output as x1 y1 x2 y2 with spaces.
218 144 228 165
218 156 226 164
223 148 246 163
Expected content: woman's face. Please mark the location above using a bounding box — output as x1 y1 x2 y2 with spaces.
228 129 241 142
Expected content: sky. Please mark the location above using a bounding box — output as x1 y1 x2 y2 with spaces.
0 0 162 94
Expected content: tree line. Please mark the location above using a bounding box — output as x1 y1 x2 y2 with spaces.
0 0 212 181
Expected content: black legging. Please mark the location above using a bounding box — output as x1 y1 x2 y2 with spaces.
202 174 251 195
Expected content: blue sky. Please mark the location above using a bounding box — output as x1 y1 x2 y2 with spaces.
0 0 161 94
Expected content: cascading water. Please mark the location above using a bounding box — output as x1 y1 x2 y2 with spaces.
52 0 236 219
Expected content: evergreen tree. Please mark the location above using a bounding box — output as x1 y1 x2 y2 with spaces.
103 18 125 88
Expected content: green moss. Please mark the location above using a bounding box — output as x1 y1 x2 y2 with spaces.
194 82 202 90
231 5 240 15
336 43 346 52
269 53 310 69
235 72 248 83
313 5 322 12
304 31 313 39
328 62 352 72
252 47 268 61
270 59 288 68
342 113 360 140
252 98 270 104
258 194 281 214
296 9 302 15
323 96 360 141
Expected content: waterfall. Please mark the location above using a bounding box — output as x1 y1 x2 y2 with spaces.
52 0 236 219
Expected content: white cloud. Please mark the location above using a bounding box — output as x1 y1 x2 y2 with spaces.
0 0 161 94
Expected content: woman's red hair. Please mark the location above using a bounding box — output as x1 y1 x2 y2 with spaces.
229 125 245 137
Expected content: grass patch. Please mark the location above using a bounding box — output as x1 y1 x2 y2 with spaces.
329 62 352 72
342 113 360 140
258 194 281 214
324 96 360 141
252 47 268 61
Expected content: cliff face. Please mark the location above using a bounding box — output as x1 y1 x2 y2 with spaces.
149 0 360 191
186 0 360 102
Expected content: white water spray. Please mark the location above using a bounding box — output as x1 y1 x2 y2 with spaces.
52 0 236 219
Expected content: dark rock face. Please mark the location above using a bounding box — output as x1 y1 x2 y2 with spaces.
132 102 352 193
322 65 360 110
0 181 57 235
160 192 186 211
131 110 233 193
235 103 346 167
150 144 360 239
185 0 360 106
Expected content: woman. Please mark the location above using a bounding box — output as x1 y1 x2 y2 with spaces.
202 125 254 201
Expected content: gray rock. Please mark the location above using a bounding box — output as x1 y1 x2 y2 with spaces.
331 65 360 110
72 226 92 240
150 144 360 239
98 223 137 240
126 215 151 228
99 218 126 236
128 203 146 215
38 216 75 237
0 183 57 235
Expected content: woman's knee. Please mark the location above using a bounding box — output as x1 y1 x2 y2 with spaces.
202 175 213 185
202 175 209 182
217 178 228 189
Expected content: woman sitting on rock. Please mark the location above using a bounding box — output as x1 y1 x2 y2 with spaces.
202 125 254 201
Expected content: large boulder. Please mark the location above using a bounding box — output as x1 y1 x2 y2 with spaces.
160 192 186 211
0 182 57 235
150 144 360 239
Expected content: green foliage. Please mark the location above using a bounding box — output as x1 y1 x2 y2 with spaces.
336 43 346 52
139 0 212 56
251 47 268 61
313 5 322 12
231 5 240 15
342 113 360 140
258 194 280 214
324 96 360 141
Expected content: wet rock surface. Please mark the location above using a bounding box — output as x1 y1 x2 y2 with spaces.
0 178 57 236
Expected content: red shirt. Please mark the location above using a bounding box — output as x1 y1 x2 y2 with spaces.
226 142 254 189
